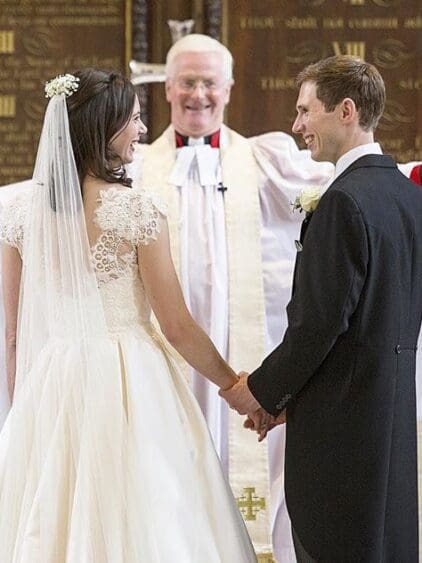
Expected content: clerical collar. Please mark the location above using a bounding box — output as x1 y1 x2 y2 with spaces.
175 130 220 148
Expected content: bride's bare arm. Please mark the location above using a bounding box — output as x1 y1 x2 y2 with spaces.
138 218 237 390
1 245 22 403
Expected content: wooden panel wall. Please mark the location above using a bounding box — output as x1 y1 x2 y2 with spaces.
144 0 421 162
0 0 129 186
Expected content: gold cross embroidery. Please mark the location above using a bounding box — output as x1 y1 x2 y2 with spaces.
257 554 277 563
236 487 266 521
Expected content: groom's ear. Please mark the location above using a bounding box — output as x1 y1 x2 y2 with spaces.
340 98 357 123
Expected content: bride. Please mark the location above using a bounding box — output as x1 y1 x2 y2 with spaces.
0 69 263 562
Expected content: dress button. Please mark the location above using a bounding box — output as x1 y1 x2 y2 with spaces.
395 345 401 354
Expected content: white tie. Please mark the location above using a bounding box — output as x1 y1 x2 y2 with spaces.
169 145 220 187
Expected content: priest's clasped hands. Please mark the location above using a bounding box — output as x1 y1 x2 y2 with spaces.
219 372 286 442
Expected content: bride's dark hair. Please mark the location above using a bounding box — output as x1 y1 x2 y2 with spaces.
66 68 137 187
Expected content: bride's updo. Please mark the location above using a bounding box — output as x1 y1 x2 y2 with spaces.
66 68 137 187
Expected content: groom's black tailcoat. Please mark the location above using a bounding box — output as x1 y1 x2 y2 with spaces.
249 155 422 562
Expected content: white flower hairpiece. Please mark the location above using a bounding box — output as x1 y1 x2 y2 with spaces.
45 74 80 99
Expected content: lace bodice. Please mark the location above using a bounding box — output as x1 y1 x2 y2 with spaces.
91 187 167 332
0 186 167 334
92 187 166 282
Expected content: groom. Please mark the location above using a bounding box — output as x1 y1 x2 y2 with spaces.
221 55 422 561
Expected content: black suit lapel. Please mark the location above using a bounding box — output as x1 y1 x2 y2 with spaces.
292 213 313 296
291 154 396 297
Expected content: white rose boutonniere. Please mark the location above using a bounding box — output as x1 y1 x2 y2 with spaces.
292 187 321 214
292 187 322 252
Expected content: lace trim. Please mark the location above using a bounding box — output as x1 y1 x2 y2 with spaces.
99 275 151 331
91 187 167 287
0 190 32 253
90 232 138 287
94 187 167 246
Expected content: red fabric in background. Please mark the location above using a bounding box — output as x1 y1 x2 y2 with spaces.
410 164 422 187
175 130 220 148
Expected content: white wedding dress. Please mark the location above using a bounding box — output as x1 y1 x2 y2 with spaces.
0 186 256 563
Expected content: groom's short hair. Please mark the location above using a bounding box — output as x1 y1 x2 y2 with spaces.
296 55 386 132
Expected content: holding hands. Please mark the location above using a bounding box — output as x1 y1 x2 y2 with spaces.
219 373 260 415
219 372 286 441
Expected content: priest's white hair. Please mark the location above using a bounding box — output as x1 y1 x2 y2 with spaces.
165 34 233 82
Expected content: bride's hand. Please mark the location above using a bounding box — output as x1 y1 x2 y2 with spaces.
219 371 239 392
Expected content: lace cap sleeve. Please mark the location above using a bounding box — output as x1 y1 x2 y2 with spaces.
95 187 168 246
0 190 31 253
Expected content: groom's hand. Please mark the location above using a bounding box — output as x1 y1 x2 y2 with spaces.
244 409 287 434
244 409 286 442
219 372 261 415
243 408 276 442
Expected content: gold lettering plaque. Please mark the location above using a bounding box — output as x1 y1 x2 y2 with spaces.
0 31 14 54
0 1 132 186
0 96 16 117
222 0 421 162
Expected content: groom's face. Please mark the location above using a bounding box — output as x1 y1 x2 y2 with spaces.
292 81 344 164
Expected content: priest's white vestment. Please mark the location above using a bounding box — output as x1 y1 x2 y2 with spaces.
130 125 335 561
